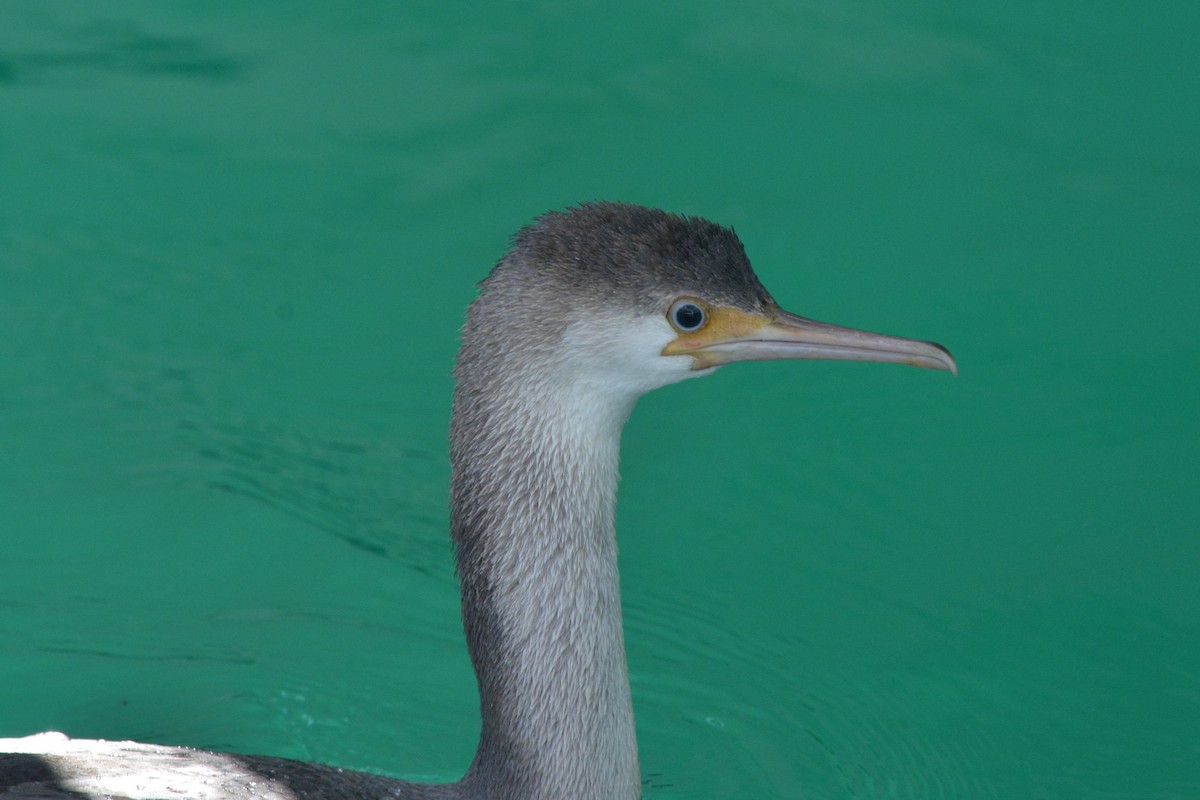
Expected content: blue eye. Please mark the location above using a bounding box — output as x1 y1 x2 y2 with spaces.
668 300 707 332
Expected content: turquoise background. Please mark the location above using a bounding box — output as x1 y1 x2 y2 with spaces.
2 3 1197 797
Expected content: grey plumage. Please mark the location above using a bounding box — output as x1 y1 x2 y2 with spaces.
496 203 772 313
0 203 956 800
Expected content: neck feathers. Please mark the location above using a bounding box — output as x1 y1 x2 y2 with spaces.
449 362 641 800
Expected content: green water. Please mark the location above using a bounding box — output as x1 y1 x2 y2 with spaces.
2 3 1197 798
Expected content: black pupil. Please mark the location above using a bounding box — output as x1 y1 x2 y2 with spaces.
674 303 704 330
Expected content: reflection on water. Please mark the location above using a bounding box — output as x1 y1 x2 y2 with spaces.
176 419 449 572
0 20 245 85
627 585 1001 798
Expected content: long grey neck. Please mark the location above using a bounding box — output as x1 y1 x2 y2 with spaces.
449 361 641 800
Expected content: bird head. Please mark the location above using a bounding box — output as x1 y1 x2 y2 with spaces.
458 203 955 408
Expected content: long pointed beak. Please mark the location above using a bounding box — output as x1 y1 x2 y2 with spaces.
665 306 957 375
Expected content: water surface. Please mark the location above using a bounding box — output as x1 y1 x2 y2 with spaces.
2 3 1198 798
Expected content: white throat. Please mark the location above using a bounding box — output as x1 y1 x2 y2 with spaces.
449 314 703 800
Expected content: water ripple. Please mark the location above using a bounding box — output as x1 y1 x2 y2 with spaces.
0 19 247 86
